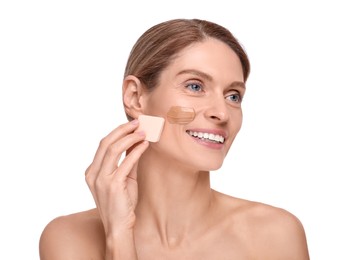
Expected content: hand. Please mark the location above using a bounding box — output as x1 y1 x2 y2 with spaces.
85 120 149 238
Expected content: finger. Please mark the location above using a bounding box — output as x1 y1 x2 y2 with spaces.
85 120 139 178
99 131 146 176
113 140 149 181
128 160 139 182
93 120 139 165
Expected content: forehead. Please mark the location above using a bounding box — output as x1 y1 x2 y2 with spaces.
164 38 244 82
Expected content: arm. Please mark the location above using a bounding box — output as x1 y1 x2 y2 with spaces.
40 120 148 260
258 208 310 260
105 231 138 259
39 215 88 260
275 212 310 259
85 119 148 260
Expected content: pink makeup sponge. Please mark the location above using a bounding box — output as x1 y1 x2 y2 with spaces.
136 115 165 142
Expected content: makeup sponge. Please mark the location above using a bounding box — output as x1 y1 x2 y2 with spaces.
136 115 165 142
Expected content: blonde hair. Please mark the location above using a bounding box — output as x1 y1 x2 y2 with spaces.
124 18 250 88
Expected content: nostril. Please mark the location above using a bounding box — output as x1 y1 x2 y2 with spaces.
209 112 227 121
204 105 229 122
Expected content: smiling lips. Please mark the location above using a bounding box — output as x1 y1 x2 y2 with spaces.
186 130 225 144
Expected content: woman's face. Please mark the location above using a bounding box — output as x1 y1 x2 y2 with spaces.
142 38 245 171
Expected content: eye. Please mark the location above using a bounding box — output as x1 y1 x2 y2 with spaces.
186 83 203 92
226 92 242 103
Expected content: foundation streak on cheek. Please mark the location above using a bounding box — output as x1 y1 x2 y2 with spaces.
166 106 196 124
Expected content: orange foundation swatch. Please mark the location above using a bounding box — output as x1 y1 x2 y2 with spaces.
166 106 195 124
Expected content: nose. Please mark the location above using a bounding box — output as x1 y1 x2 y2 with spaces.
204 97 229 123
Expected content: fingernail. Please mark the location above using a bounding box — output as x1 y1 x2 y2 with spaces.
131 119 139 125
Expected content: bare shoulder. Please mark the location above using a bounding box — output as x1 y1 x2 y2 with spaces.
214 191 310 259
39 208 105 260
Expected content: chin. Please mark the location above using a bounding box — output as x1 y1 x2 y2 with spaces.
196 159 224 172
207 164 223 171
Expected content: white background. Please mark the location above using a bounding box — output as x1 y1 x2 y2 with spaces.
1 0 346 259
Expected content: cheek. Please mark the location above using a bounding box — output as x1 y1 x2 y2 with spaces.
231 112 243 135
144 96 172 117
226 109 243 143
236 110 243 130
160 121 184 141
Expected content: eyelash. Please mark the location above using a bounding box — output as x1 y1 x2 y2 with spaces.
185 82 242 103
186 82 203 92
226 93 242 103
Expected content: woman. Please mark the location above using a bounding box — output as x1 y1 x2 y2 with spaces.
39 19 310 259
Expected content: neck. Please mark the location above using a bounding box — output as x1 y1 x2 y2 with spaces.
134 149 215 248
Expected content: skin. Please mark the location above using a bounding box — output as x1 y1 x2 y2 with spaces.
39 38 310 259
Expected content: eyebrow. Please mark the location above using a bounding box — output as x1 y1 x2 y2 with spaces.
176 69 246 89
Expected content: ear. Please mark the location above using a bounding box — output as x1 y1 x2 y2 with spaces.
122 75 146 120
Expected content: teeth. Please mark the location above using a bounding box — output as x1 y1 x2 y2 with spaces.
187 131 225 143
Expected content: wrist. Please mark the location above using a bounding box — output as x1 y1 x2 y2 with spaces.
106 228 135 243
105 230 137 260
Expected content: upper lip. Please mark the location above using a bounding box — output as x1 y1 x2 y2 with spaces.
186 128 228 139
